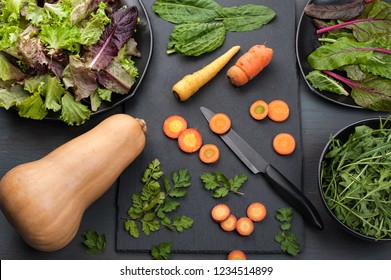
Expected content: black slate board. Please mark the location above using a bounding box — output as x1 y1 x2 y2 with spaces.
116 0 304 254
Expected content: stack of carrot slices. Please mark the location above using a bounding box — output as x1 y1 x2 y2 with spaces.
211 202 266 237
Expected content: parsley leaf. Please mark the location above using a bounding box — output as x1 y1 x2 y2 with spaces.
125 159 194 238
82 230 106 254
274 207 301 256
200 171 247 198
151 242 172 260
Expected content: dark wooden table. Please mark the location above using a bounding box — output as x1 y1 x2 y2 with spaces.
1 0 390 260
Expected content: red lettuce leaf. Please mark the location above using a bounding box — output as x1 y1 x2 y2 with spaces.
87 6 138 71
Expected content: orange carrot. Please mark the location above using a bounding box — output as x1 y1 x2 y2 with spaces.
199 144 220 164
177 128 203 153
227 250 247 260
172 46 240 101
220 214 237 232
211 204 231 223
268 100 289 122
273 133 296 155
227 44 273 87
236 217 254 236
209 113 231 134
247 202 267 222
250 100 268 120
163 115 188 139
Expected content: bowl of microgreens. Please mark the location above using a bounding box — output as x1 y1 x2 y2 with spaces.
318 116 391 242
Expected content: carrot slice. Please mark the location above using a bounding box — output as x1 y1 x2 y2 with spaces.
199 144 220 164
211 204 231 222
227 250 247 260
163 115 188 139
250 100 268 120
236 217 254 236
209 113 231 134
220 214 237 232
177 128 203 153
247 202 267 222
273 133 296 155
268 100 289 122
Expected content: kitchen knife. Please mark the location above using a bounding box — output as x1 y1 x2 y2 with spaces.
200 106 324 230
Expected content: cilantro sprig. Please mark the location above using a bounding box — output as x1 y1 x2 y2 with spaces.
151 242 172 260
82 230 106 254
200 171 247 198
274 207 301 256
124 159 193 238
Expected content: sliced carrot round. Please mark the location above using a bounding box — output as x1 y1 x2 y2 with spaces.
250 100 268 120
247 202 267 222
236 217 254 236
177 128 203 153
209 113 231 134
268 100 289 122
227 250 247 260
163 115 188 139
199 144 220 164
220 214 237 232
211 204 231 222
273 133 296 155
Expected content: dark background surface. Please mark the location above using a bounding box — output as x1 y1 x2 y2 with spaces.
0 0 390 260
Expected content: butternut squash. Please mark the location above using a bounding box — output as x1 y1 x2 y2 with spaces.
0 114 147 252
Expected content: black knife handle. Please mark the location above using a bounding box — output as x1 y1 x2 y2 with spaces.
264 164 324 230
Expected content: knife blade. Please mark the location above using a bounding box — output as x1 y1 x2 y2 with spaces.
200 106 323 230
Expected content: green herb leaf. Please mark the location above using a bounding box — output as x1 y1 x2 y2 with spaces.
201 171 247 198
125 220 139 238
151 242 172 260
274 207 301 256
82 230 106 254
173 215 194 232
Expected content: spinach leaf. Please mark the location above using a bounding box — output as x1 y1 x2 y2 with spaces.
167 22 226 56
217 4 276 32
152 0 221 24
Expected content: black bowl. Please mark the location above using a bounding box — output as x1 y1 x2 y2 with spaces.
318 117 391 242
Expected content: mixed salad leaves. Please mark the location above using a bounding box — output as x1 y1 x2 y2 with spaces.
0 0 141 125
304 0 391 111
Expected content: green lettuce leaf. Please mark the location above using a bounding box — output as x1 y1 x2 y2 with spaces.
60 92 90 126
0 84 29 109
16 92 47 120
39 23 81 53
0 52 27 81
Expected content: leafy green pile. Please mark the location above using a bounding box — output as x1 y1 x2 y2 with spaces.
125 159 194 238
152 0 276 56
304 0 391 111
200 171 247 198
274 207 301 256
0 0 140 125
320 118 391 239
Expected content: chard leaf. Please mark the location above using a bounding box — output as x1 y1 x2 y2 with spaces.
217 4 276 32
308 37 374 70
16 92 47 120
60 92 90 126
306 70 349 96
360 51 391 80
350 75 391 112
167 22 226 56
304 0 364 21
0 84 29 109
152 0 221 24
62 56 97 100
87 6 138 70
96 60 135 94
